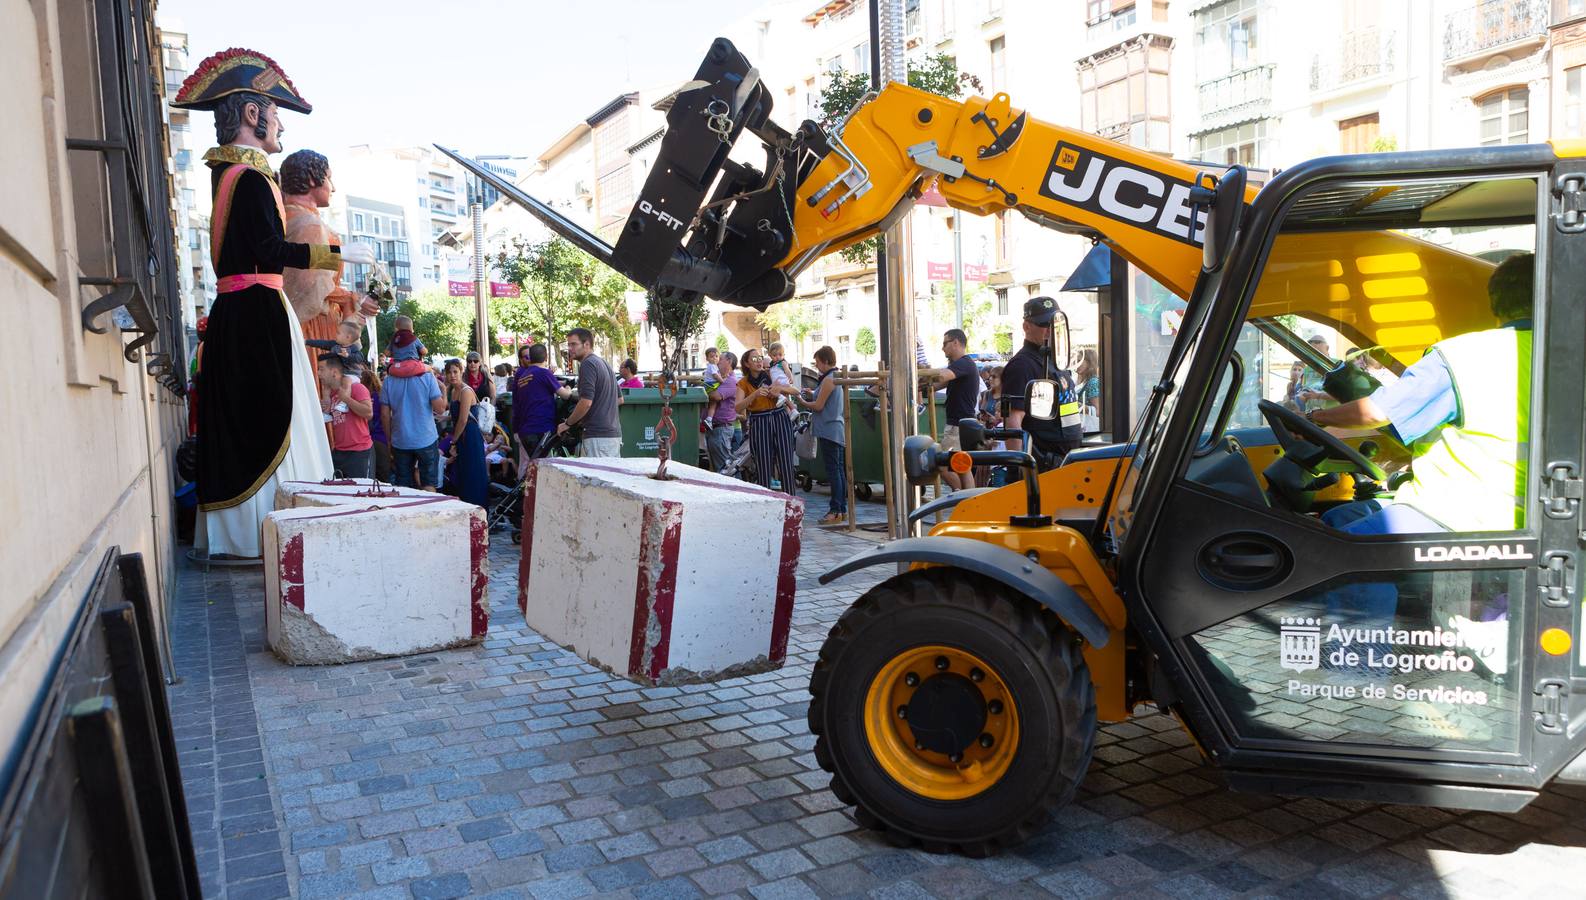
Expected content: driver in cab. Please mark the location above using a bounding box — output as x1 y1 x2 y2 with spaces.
1305 252 1533 535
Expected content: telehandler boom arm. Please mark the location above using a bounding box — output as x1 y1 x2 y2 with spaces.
439 36 1226 312
441 36 1494 363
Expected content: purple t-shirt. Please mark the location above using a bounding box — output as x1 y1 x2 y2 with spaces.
711 373 740 425
511 365 561 435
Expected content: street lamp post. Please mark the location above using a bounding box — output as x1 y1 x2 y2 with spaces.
472 192 488 360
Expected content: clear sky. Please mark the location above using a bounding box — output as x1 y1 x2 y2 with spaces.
159 0 761 164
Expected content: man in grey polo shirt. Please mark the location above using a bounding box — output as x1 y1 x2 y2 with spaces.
556 327 622 457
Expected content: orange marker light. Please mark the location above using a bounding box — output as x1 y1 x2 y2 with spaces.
949 451 973 474
1540 628 1573 657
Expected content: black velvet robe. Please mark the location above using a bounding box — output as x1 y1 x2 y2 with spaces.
196 158 339 510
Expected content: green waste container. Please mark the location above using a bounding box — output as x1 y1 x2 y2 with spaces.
617 387 706 464
796 388 947 500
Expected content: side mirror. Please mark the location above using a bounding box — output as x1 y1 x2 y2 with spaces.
956 418 986 451
1026 380 1058 420
1198 166 1247 272
1051 309 1072 370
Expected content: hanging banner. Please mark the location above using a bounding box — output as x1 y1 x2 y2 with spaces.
450 280 522 298
925 262 988 283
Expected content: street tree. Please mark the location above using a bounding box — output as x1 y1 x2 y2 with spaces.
854 325 878 361
928 282 995 350
493 236 638 362
817 53 982 266
373 289 473 358
755 299 820 359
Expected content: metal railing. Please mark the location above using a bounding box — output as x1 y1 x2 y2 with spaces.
1312 29 1396 92
1443 0 1549 62
1197 64 1275 125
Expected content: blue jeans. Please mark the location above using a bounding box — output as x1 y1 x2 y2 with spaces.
706 423 735 472
1320 500 1446 639
820 438 847 515
392 440 440 489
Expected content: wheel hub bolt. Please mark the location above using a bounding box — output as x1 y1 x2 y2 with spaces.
969 668 985 682
914 741 925 751
979 733 994 748
904 672 920 687
896 705 908 719
934 656 950 671
949 752 963 763
988 699 1004 715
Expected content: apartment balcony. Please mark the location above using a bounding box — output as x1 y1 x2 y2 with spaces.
1197 64 1275 131
428 180 456 195
1443 0 1549 65
1311 28 1396 94
429 206 459 220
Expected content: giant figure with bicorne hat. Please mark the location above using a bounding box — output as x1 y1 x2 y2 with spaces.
174 48 377 559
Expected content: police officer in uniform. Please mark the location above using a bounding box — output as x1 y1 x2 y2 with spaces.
1000 296 1084 471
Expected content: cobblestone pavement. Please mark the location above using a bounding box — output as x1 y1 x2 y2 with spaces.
171 496 1586 899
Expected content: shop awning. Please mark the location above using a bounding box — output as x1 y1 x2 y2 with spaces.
1061 243 1112 291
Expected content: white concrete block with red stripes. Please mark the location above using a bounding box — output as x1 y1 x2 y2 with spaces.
263 487 489 665
274 478 433 510
519 458 803 685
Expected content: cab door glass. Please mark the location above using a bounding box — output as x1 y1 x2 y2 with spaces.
1182 172 1542 753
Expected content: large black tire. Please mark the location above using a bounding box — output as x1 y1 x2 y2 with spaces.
809 568 1096 856
854 482 874 501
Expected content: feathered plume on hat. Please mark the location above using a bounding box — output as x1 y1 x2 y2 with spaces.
170 48 311 114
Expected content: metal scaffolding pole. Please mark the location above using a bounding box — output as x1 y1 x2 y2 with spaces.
875 0 918 541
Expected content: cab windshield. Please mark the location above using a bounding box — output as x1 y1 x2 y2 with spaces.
1111 172 1540 546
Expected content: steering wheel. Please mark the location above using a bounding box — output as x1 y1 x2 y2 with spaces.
1257 399 1386 483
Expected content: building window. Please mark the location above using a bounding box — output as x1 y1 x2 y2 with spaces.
826 56 842 75
1567 66 1584 138
1195 0 1260 80
353 213 365 231
1478 87 1528 146
934 0 957 37
988 36 1006 93
597 166 635 222
852 40 870 75
1086 1 1137 40
592 108 631 164
1077 35 1171 150
1192 119 1269 166
1338 112 1379 154
986 0 1003 19
995 288 1009 315
834 288 848 319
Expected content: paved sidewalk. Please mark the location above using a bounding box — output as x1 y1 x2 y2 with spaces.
171 499 1586 899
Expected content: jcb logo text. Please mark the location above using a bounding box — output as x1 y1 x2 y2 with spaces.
1038 142 1204 246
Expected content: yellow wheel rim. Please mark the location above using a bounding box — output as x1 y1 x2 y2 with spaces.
862 644 1020 801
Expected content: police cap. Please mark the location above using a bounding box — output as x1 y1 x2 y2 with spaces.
1023 295 1058 325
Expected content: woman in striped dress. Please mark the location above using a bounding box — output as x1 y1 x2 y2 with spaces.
738 348 801 495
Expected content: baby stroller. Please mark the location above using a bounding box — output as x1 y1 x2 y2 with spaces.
491 428 578 544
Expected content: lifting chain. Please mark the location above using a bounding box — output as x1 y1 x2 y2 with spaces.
652 338 682 481
649 295 700 482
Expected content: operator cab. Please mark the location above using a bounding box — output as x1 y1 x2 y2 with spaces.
1112 148 1586 808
